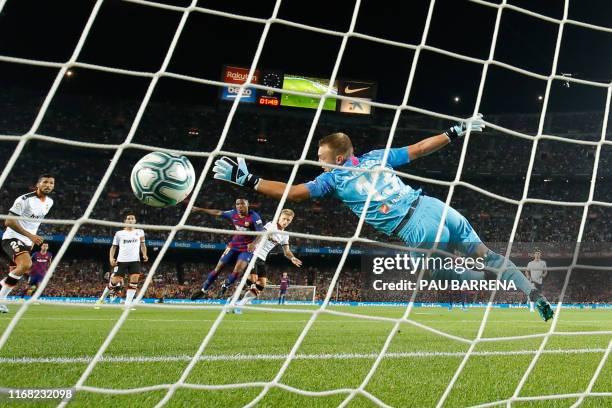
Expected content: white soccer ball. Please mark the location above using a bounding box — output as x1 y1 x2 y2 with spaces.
130 152 196 208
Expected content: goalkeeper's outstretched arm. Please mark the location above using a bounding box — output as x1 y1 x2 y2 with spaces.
256 181 310 202
211 114 485 201
408 113 485 160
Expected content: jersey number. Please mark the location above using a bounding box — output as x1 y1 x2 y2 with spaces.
355 171 402 201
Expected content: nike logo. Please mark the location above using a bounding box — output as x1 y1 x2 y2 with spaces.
344 86 370 94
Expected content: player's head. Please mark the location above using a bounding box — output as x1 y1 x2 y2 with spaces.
41 243 49 252
282 272 288 278
278 209 295 229
123 210 137 225
534 248 541 260
317 133 354 172
235 198 249 215
36 174 55 195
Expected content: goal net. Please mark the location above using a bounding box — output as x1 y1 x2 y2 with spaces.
258 285 317 304
0 0 610 407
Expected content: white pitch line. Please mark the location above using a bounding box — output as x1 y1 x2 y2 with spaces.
12 316 611 325
0 348 606 365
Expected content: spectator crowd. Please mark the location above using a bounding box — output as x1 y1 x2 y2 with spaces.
1 90 610 303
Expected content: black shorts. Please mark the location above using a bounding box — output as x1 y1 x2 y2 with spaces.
2 238 33 267
114 261 141 277
253 258 267 278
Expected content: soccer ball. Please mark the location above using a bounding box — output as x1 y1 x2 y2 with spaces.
130 152 196 207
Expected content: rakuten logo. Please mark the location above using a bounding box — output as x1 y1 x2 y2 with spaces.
225 67 259 84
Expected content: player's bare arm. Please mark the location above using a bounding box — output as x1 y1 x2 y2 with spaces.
191 207 224 216
283 244 302 267
247 234 263 252
109 245 118 267
140 236 148 262
4 218 43 246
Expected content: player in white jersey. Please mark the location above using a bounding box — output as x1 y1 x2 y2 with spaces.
526 249 547 312
97 211 147 306
0 175 55 313
236 209 302 311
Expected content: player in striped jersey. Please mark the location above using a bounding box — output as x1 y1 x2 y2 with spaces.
190 198 264 300
235 209 301 311
26 243 53 297
1 175 55 313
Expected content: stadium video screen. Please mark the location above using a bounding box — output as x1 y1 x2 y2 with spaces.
280 75 338 111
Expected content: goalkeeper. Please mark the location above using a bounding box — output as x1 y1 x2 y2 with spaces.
212 114 554 321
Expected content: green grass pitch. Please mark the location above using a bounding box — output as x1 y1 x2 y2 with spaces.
280 76 338 111
0 304 610 407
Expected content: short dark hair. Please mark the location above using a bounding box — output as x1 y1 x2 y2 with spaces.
123 210 137 221
38 174 54 181
236 198 249 204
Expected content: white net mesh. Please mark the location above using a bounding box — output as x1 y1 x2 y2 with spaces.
0 0 610 406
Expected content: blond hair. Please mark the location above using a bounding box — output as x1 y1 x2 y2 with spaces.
318 132 354 158
281 209 295 218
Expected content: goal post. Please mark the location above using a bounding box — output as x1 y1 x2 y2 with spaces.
258 284 317 304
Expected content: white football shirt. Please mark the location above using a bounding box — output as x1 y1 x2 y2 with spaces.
255 222 289 261
527 260 547 284
113 229 145 262
2 192 54 246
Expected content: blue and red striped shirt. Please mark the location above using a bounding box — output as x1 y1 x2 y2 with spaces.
280 277 289 290
30 251 52 277
221 209 264 252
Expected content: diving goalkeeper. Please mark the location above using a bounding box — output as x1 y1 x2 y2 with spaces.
212 114 554 321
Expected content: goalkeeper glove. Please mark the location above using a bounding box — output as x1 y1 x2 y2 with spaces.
213 156 260 189
445 113 485 141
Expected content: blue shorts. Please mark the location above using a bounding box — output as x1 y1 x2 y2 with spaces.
28 274 43 287
279 289 287 295
397 195 482 256
219 247 253 266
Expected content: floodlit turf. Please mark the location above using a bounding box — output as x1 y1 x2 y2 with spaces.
0 304 610 407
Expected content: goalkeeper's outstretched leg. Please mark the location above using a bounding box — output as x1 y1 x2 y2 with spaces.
397 195 554 322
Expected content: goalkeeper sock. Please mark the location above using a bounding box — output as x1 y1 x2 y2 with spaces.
484 250 533 296
203 270 219 291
